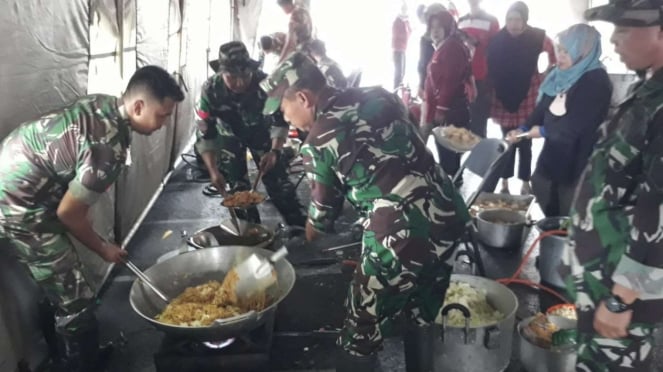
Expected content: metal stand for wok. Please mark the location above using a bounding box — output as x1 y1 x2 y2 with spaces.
448 138 512 278
154 309 275 372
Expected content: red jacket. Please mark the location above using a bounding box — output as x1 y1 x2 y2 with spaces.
424 35 472 125
458 11 499 81
392 16 411 52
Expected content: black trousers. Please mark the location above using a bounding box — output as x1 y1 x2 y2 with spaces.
469 80 490 138
393 51 406 89
500 126 532 181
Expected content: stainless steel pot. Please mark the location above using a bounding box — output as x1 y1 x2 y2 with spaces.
535 217 569 289
476 209 528 249
129 245 295 341
518 315 577 372
404 274 518 372
188 223 274 250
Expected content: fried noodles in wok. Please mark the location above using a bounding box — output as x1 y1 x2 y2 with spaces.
156 270 270 327
221 191 266 208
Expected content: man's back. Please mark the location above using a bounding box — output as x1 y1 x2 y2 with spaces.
303 87 440 209
0 94 130 230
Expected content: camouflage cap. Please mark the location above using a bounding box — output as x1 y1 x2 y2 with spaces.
585 0 663 27
209 41 260 73
259 52 322 115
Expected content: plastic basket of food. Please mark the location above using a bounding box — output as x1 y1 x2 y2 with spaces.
432 125 481 153
469 192 535 218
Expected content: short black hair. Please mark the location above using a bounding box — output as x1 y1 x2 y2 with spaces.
277 0 293 6
124 65 185 102
259 35 274 51
308 39 326 56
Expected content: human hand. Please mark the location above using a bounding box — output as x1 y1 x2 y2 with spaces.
259 150 279 174
210 171 228 197
593 300 632 339
505 129 523 144
99 242 128 263
305 220 320 242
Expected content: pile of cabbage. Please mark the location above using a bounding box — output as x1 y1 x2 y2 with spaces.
440 281 504 327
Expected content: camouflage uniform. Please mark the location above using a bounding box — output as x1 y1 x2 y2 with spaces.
290 6 313 48
261 53 470 356
561 3 663 370
196 45 306 226
317 56 348 89
0 94 131 314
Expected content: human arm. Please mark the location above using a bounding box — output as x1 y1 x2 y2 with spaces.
194 82 227 195
259 109 289 173
59 143 128 263
57 192 126 263
300 144 345 242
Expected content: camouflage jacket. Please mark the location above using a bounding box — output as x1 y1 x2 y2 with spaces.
195 71 289 153
290 6 313 46
318 57 348 89
301 87 468 231
0 95 131 234
570 69 663 300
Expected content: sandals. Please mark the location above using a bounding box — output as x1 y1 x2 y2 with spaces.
202 184 221 197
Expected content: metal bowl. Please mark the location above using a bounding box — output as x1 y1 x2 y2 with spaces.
188 223 274 249
476 209 527 249
129 245 295 341
518 315 577 372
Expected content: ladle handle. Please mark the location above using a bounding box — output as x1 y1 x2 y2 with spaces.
269 246 288 264
124 259 170 303
251 168 264 192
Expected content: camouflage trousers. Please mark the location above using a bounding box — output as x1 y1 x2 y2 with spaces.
0 225 94 315
337 201 463 356
567 276 656 371
576 319 655 372
213 134 306 227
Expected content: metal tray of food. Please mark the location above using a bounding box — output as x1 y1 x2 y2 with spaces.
469 192 535 218
432 126 481 153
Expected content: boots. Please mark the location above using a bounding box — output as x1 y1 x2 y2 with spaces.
335 348 379 372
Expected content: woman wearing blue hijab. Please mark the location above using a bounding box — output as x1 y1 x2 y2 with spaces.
507 24 613 217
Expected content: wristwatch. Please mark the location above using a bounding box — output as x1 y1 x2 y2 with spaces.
604 294 635 313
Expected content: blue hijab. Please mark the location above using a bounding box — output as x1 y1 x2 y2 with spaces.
538 24 604 102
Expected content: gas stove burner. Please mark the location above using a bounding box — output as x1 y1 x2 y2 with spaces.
202 338 235 349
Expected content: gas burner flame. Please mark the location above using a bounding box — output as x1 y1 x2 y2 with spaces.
203 338 235 349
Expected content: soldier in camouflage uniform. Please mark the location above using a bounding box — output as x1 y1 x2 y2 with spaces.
278 0 314 62
197 41 306 226
260 52 470 371
309 39 348 89
559 1 663 371
0 66 184 371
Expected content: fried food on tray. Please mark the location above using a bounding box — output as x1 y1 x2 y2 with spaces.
546 304 577 320
156 270 270 327
522 313 559 349
221 191 265 208
443 126 480 147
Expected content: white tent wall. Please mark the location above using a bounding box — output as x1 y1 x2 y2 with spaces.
0 0 232 370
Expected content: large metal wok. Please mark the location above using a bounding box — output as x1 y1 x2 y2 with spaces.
129 245 295 341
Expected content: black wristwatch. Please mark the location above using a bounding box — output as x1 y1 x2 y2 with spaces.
604 294 636 313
